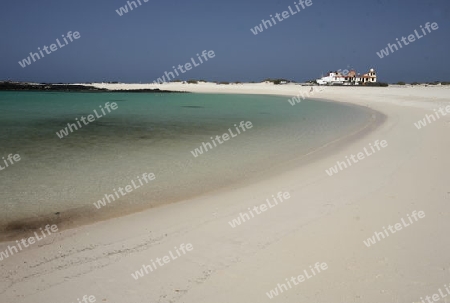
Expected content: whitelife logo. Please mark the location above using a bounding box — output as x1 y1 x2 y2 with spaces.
416 282 450 303
287 86 325 106
363 211 425 247
325 140 388 176
190 121 253 158
115 0 149 16
71 295 96 303
0 224 59 261
265 262 328 299
250 0 313 35
131 243 193 280
376 22 439 59
56 102 118 139
18 31 81 68
413 105 450 130
153 50 215 84
94 173 156 209
228 191 290 228
0 153 21 172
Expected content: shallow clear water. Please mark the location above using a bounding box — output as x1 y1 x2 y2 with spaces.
0 91 373 232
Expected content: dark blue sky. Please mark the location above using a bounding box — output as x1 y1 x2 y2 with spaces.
1 0 449 83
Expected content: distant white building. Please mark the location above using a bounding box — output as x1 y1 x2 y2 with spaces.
316 68 377 85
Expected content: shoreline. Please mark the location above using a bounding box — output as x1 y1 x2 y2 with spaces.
0 81 187 93
0 92 382 242
1 84 449 303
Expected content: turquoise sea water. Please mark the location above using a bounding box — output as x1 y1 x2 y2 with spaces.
0 91 373 233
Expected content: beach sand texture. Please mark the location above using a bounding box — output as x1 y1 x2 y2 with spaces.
1 83 449 303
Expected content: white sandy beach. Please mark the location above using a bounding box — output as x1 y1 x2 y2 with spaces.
1 83 450 303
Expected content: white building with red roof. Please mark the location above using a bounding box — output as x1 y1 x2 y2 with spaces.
316 68 377 85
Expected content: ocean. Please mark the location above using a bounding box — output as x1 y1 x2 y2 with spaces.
0 91 375 235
